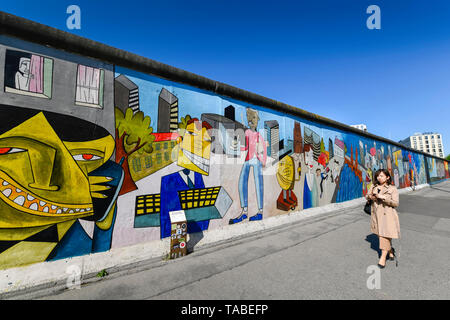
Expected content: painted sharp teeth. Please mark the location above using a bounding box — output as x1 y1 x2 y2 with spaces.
14 196 25 206
2 189 12 197
184 149 210 172
0 178 95 216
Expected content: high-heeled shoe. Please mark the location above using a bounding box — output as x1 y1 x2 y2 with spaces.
378 253 387 268
388 248 398 267
388 248 396 261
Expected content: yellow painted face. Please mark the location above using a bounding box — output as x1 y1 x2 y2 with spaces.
0 112 115 229
177 121 211 175
277 156 295 190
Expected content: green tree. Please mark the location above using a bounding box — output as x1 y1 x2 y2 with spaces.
115 108 155 195
178 114 192 137
446 154 450 161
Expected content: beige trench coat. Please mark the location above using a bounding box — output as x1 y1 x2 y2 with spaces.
366 184 401 239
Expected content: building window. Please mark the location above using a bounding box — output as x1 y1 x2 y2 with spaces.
144 156 152 168
4 49 53 99
164 152 170 161
75 64 104 109
156 143 160 151
132 158 142 172
171 141 175 147
156 153 162 164
164 142 168 149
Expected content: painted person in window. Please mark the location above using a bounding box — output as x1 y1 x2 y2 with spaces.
0 105 123 269
15 57 32 91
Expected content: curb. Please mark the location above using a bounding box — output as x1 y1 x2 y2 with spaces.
0 183 430 299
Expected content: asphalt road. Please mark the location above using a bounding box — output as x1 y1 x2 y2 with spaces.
20 180 450 300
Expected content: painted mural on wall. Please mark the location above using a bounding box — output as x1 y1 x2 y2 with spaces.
0 40 448 269
109 67 433 250
427 157 449 183
0 105 123 269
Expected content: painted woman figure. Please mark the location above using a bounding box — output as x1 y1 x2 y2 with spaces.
229 108 267 224
303 144 319 209
393 168 399 188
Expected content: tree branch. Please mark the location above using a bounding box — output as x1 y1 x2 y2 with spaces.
127 137 148 155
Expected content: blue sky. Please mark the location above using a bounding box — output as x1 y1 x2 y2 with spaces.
2 0 450 157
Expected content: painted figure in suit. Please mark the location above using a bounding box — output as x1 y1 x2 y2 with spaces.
159 119 212 238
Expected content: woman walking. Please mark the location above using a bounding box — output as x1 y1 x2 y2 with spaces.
366 169 400 268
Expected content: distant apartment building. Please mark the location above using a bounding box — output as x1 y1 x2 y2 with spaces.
400 132 445 158
350 124 367 132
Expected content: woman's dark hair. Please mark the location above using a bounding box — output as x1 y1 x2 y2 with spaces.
373 169 392 186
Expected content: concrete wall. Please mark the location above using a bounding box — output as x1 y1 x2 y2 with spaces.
0 15 449 271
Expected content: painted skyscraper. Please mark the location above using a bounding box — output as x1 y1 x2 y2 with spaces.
294 122 303 154
265 120 280 158
158 88 179 133
114 74 140 115
224 105 235 122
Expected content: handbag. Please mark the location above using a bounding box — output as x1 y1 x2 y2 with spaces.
364 199 372 215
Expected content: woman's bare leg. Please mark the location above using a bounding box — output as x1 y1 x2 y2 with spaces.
379 250 388 266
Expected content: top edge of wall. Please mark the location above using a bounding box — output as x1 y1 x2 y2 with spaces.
0 11 446 162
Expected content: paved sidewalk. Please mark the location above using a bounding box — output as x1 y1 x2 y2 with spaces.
10 181 450 300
